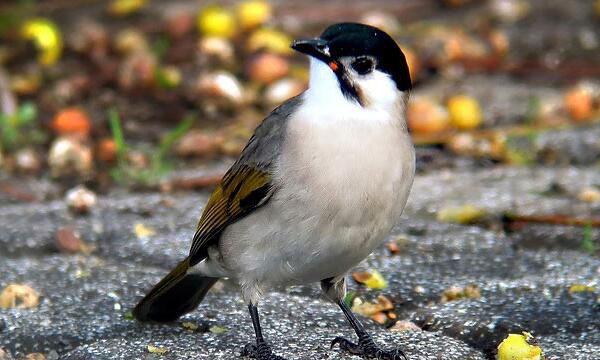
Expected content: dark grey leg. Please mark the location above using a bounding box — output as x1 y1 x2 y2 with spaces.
241 303 287 360
322 277 408 360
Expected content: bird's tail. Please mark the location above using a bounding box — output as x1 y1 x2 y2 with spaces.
133 257 218 322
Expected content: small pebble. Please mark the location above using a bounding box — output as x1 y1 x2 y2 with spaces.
65 185 97 214
198 37 234 63
14 148 41 174
389 320 421 332
48 137 93 178
264 78 304 104
196 71 245 105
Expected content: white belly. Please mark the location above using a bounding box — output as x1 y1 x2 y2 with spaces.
216 106 415 303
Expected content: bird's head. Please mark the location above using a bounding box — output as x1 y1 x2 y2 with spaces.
292 22 411 112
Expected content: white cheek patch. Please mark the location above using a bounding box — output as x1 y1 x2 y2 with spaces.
355 70 401 111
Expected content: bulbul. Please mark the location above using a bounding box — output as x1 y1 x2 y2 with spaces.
134 22 415 360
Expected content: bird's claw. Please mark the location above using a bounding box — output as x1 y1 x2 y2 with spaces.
241 342 287 360
331 334 407 360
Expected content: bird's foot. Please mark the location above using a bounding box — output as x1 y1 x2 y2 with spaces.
331 333 407 360
241 342 287 360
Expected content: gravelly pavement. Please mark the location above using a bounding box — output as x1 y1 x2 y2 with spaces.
2 0 600 358
1 166 599 360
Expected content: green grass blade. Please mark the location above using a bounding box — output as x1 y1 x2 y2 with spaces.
581 223 596 254
108 109 127 162
157 114 195 158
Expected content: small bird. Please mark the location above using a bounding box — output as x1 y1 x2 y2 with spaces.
134 22 415 360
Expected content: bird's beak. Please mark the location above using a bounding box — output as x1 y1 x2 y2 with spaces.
291 38 330 63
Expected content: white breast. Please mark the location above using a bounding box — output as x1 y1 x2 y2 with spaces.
215 60 415 304
270 94 415 276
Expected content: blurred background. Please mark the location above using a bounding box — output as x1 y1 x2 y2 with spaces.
0 0 599 192
1 1 600 360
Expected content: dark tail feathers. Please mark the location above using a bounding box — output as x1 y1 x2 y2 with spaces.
133 257 218 322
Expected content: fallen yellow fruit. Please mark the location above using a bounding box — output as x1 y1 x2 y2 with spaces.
247 28 293 56
197 5 236 38
578 187 600 203
352 270 387 289
351 295 394 317
407 96 450 134
147 345 168 355
182 321 199 331
238 0 272 29
108 0 146 16
447 95 483 130
0 283 40 309
209 325 227 334
497 332 543 360
440 284 481 303
134 223 156 238
21 18 63 65
568 284 596 294
437 204 486 224
155 66 182 89
23 354 46 360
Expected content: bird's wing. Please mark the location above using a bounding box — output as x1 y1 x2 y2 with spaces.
188 95 302 266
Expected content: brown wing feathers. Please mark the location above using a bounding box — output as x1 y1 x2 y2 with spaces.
188 165 272 265
186 96 305 264
134 96 302 321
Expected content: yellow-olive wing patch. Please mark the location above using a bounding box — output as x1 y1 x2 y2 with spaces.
187 95 303 266
188 165 272 265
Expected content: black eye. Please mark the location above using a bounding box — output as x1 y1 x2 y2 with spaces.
351 57 373 75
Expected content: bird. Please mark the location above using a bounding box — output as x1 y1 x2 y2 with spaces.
133 22 415 360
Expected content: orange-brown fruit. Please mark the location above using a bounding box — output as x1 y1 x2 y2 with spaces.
51 108 91 138
407 97 450 134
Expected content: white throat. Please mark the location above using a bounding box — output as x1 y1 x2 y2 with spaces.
304 58 407 119
305 58 350 110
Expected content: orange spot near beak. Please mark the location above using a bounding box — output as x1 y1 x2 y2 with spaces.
329 62 339 71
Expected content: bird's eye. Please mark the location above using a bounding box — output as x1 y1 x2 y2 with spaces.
351 57 373 75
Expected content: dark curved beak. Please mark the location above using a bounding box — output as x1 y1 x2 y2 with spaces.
291 38 330 62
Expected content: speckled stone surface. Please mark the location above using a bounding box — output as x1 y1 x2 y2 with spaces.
1 167 599 360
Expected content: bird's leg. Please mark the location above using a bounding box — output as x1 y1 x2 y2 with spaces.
331 300 408 360
241 303 287 360
322 278 407 360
